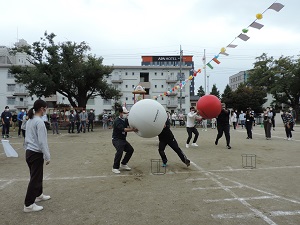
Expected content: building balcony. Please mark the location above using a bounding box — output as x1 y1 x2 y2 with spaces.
166 102 178 108
44 95 58 102
139 82 151 89
166 79 178 83
13 88 29 96
111 76 123 83
14 100 29 109
167 92 178 96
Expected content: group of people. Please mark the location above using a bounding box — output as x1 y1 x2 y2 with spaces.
67 109 95 134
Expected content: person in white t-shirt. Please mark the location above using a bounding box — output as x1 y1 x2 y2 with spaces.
185 107 200 148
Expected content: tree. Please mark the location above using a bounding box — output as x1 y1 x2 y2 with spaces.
210 84 220 98
221 84 233 108
231 84 267 112
9 32 120 108
248 53 300 120
197 85 205 97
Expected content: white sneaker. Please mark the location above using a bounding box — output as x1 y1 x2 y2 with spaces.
24 203 43 213
35 194 51 203
288 138 292 141
120 164 131 171
186 144 189 148
191 143 198 147
112 168 121 174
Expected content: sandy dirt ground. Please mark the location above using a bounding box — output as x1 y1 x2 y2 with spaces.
0 123 300 225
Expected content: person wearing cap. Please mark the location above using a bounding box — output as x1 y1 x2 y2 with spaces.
1 106 12 138
111 107 138 174
215 103 231 149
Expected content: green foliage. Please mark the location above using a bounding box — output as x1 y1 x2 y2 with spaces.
221 84 233 108
196 85 205 97
209 84 220 98
9 32 120 108
248 53 300 119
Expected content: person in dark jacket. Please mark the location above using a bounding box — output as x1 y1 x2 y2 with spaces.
87 109 95 132
215 103 231 149
111 107 138 174
1 106 12 138
68 110 75 133
158 112 190 167
245 109 254 139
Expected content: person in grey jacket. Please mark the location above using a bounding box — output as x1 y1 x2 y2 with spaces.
23 99 51 213
79 109 88 133
87 109 95 132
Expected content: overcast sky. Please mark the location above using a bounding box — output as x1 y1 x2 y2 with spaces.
1 0 299 93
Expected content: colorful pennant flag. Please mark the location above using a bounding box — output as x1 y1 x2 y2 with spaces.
212 58 220 64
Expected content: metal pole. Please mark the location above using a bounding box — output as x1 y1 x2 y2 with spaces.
203 49 207 94
179 45 183 113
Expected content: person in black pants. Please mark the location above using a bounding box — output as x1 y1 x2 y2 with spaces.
215 103 231 149
68 110 75 133
87 109 95 132
158 115 190 167
112 107 138 174
1 106 12 138
245 109 254 139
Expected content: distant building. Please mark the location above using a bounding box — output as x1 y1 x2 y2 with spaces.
0 41 196 115
229 70 249 91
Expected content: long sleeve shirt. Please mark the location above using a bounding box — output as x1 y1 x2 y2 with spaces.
24 116 50 161
186 111 198 128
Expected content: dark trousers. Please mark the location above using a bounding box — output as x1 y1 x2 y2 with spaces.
285 125 292 138
76 122 80 132
263 121 272 138
24 150 44 207
18 120 22 136
232 122 237 129
216 124 230 146
22 129 26 138
158 138 187 164
112 139 134 169
87 120 94 131
246 123 252 138
2 122 10 136
171 120 176 127
186 127 199 144
68 121 75 133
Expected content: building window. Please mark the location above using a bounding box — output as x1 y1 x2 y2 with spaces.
7 84 16 92
87 98 95 105
161 72 163 76
125 85 128 88
132 72 134 75
7 97 16 105
103 99 112 105
161 85 164 88
7 72 14 79
125 72 128 75
154 72 157 75
126 97 128 101
132 85 134 88
154 85 157 88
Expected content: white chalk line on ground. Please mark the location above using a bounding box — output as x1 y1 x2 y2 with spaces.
212 210 300 219
190 161 297 225
235 129 299 141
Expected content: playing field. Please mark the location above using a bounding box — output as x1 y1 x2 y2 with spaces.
0 124 299 225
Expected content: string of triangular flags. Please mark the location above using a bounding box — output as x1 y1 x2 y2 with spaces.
153 1 284 99
205 2 284 69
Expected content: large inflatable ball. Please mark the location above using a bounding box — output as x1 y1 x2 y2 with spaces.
196 95 222 119
128 99 167 138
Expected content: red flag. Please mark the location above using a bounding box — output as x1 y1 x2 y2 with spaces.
212 58 220 64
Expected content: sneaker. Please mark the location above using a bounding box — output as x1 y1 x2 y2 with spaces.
184 159 190 167
35 194 51 202
226 145 231 149
112 168 120 174
185 144 189 148
162 163 167 167
284 137 287 140
191 143 198 147
288 138 292 141
23 203 43 213
120 164 131 171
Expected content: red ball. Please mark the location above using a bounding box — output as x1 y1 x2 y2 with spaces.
196 95 222 119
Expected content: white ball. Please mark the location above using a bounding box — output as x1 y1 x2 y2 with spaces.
128 99 167 138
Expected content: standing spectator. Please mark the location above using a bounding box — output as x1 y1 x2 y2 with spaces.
50 110 59 135
185 107 200 148
79 109 88 133
23 99 51 213
12 112 18 131
270 107 276 131
263 107 273 140
171 112 177 127
1 106 12 138
289 107 296 131
42 113 50 130
108 113 113 129
215 103 231 149
230 111 237 130
245 109 254 139
68 110 75 133
111 107 138 174
87 109 95 132
158 115 190 167
102 112 108 129
281 110 294 140
211 118 216 129
17 109 25 137
202 118 207 131
75 111 81 133
239 110 246 129
178 112 185 126
21 112 28 138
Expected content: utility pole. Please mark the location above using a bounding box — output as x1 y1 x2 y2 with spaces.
179 45 183 113
203 49 207 94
